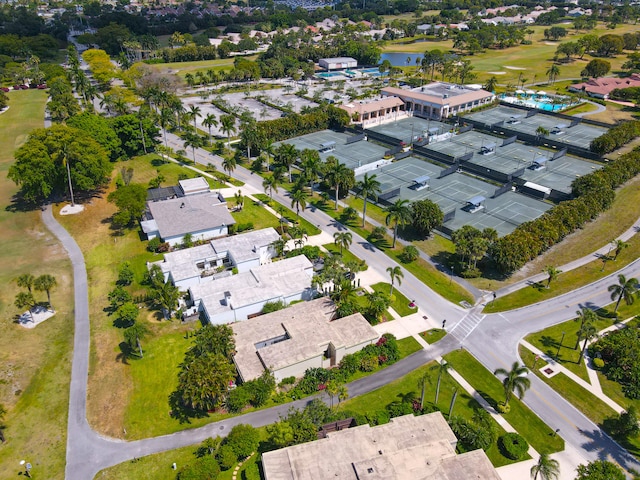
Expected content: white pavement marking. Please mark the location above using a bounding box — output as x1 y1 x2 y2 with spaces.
448 311 486 341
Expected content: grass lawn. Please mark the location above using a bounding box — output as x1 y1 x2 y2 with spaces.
251 194 321 235
0 89 75 480
420 329 447 345
336 361 517 467
519 346 640 459
370 282 416 317
483 231 640 313
231 198 281 231
522 314 616 382
443 350 564 455
397 336 422 358
323 243 365 267
146 56 258 78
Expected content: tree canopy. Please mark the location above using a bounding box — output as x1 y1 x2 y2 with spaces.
9 124 110 205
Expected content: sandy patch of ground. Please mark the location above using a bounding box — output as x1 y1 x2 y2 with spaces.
17 306 56 329
60 203 85 215
544 42 558 46
487 71 506 75
505 66 527 70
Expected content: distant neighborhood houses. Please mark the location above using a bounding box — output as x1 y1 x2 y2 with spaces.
569 73 640 99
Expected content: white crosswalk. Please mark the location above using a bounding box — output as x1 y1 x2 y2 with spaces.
448 311 486 341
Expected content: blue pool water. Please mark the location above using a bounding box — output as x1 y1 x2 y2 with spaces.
500 94 572 112
316 72 344 79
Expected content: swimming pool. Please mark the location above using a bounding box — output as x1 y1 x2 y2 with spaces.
500 94 577 112
316 72 345 79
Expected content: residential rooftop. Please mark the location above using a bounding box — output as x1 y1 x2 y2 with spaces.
232 297 378 381
211 227 280 264
262 412 502 480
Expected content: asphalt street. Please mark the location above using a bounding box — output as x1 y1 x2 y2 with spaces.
47 131 640 479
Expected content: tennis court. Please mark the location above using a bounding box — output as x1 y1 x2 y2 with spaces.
356 157 551 236
424 130 602 193
465 105 607 149
276 130 387 170
367 117 451 144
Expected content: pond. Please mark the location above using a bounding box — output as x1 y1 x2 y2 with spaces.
379 53 424 67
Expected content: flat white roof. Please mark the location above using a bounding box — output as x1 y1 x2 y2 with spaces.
211 227 280 264
320 56 357 63
179 176 210 195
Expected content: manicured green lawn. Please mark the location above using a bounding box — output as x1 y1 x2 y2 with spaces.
523 314 616 382
397 336 422 358
231 198 281 231
323 243 366 268
0 89 74 480
420 329 447 345
337 362 516 467
443 350 564 455
370 282 415 317
519 346 640 459
251 193 321 235
484 233 640 314
119 153 222 189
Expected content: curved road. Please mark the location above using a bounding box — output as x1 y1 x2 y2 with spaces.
47 133 640 478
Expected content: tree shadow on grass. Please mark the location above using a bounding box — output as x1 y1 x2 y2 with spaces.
168 390 210 424
367 236 390 250
115 341 138 365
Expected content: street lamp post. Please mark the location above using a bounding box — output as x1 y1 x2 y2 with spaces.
410 123 415 148
555 331 566 359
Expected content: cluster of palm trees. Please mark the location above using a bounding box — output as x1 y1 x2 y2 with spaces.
14 273 58 321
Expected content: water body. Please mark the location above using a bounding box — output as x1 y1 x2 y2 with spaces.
379 53 424 67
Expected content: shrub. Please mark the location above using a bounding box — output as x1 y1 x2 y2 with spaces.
370 226 386 240
498 433 529 459
225 424 260 460
496 402 510 414
237 222 254 233
217 444 237 470
177 456 220 480
262 300 286 314
593 357 605 369
359 354 379 372
342 206 359 222
226 386 251 413
401 245 419 263
147 237 161 252
242 462 260 480
279 376 296 386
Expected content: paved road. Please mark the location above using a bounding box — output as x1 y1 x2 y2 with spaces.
48 132 640 478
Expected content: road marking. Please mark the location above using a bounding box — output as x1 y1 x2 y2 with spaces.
449 312 485 341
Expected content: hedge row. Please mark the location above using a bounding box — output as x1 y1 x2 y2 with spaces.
490 149 640 274
590 120 640 155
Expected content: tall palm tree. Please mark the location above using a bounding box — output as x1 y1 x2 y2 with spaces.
434 360 450 404
574 307 597 349
159 107 173 148
290 187 309 220
357 173 381 227
333 231 353 255
15 292 36 322
324 157 350 210
483 75 498 92
262 138 275 172
299 149 322 188
34 274 57 310
276 143 298 183
262 175 280 200
612 239 629 261
494 362 530 408
219 114 236 148
546 64 560 85
15 273 35 293
202 113 218 146
187 105 202 132
222 157 237 177
577 322 598 364
385 199 412 248
183 133 204 163
530 453 560 480
544 265 562 289
386 266 404 295
608 274 639 313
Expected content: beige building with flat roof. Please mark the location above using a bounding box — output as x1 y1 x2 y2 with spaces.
232 297 379 382
262 412 502 480
382 82 495 120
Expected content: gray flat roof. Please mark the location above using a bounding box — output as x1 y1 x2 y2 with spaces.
159 243 222 283
232 298 378 381
147 192 235 239
211 227 280 264
468 195 485 205
414 175 430 184
262 413 501 480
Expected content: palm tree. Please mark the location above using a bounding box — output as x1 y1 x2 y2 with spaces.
34 274 57 310
494 362 530 408
608 274 639 313
159 108 173 148
544 266 562 289
262 138 275 172
202 113 218 146
577 322 598 364
612 239 629 261
574 307 597 349
324 157 350 210
385 199 412 248
262 175 280 200
15 292 36 322
386 266 403 295
357 173 381 227
546 64 560 85
536 126 550 141
183 133 204 163
219 114 236 148
222 157 237 177
299 149 322 188
188 104 202 132
15 273 35 293
276 143 298 183
530 453 560 480
333 231 353 255
290 187 309 220
483 76 498 92
270 238 287 257
434 360 450 404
